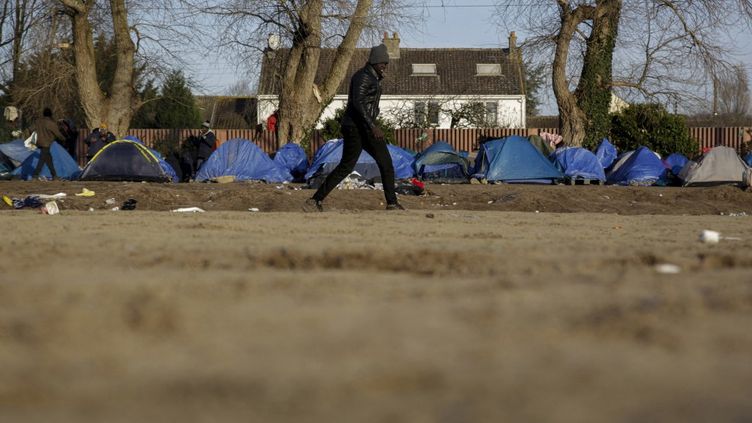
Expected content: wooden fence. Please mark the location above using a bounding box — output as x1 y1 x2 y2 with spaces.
74 126 752 165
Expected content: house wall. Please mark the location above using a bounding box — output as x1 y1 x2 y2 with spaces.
258 95 526 129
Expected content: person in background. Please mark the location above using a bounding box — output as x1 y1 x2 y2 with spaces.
58 119 79 159
304 44 403 212
196 121 216 171
30 108 65 180
266 109 279 140
84 122 116 162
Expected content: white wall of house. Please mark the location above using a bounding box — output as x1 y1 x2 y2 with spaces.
258 94 526 129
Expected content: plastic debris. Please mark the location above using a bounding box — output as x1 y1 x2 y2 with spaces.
248 208 260 212
42 201 60 215
121 199 137 210
172 207 206 213
699 230 720 244
655 263 681 274
105 198 116 205
2 195 12 207
34 192 66 200
12 196 43 209
75 188 96 197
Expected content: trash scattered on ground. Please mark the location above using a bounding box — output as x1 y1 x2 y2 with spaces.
655 263 680 274
11 196 43 209
720 212 747 217
172 207 206 213
337 172 372 190
2 195 12 207
75 188 96 197
88 207 95 212
105 198 116 205
111 207 120 211
213 175 235 184
425 213 435 219
248 208 260 212
699 230 720 244
487 200 494 204
34 192 66 200
121 199 137 210
42 201 60 215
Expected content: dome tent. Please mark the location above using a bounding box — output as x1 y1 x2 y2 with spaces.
472 136 563 184
79 140 172 182
195 138 292 183
13 142 80 180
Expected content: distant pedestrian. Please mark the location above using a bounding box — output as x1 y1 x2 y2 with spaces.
196 121 216 171
304 44 403 211
30 108 65 180
85 123 116 162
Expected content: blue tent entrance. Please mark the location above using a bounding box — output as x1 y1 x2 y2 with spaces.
79 140 172 182
273 143 309 182
550 147 606 182
606 146 668 186
413 141 468 182
472 136 563 183
13 142 80 180
195 139 292 183
304 139 415 185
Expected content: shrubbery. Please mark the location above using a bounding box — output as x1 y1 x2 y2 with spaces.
319 108 396 145
610 103 697 157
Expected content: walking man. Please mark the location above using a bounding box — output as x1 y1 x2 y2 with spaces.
196 120 216 171
304 44 404 211
31 108 65 180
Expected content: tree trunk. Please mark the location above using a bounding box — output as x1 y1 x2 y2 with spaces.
275 0 373 148
553 1 622 147
63 0 136 137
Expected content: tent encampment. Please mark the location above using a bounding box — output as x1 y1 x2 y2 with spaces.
13 141 80 180
195 138 292 183
472 136 563 183
606 146 668 186
414 141 468 183
678 146 749 187
304 139 415 186
273 143 308 182
550 147 606 182
0 139 34 166
595 139 618 169
79 140 173 182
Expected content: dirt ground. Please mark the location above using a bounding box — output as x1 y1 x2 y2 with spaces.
1 181 752 422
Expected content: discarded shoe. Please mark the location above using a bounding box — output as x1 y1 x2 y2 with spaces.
386 202 406 211
121 198 138 210
75 188 96 197
302 198 323 212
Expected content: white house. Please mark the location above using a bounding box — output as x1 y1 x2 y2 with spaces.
258 32 527 129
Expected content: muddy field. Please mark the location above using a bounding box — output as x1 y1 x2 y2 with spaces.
1 181 752 422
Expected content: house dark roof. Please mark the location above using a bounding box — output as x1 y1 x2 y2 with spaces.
258 48 524 97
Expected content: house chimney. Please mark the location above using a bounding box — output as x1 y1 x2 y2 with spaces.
508 31 517 55
383 31 400 59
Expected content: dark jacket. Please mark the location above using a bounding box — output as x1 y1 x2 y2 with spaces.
84 129 114 160
31 116 65 148
341 64 382 130
198 130 216 160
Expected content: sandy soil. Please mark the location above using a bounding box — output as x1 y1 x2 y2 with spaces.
1 181 752 422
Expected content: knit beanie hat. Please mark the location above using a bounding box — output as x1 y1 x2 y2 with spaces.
368 44 390 64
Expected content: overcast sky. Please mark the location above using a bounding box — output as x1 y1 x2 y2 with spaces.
185 2 752 116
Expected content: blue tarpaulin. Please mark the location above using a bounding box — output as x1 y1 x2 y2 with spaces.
595 139 618 169
550 147 606 181
273 143 308 181
472 136 563 183
0 139 34 165
664 153 689 175
413 141 468 182
304 139 415 182
195 138 292 183
606 146 668 186
744 153 752 167
12 142 80 180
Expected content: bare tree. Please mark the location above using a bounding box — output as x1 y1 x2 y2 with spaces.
716 64 751 118
0 0 52 93
495 0 752 147
188 0 419 146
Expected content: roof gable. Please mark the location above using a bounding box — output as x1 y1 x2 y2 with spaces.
258 47 524 97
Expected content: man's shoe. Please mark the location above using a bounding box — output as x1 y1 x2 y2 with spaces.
303 198 324 212
385 202 406 211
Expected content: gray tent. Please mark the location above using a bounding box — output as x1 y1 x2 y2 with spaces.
678 146 750 187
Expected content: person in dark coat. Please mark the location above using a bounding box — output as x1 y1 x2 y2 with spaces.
196 121 216 171
84 123 116 162
304 44 403 211
58 119 79 159
30 108 65 180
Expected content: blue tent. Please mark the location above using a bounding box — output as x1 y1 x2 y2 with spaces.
744 153 752 167
550 147 606 181
472 136 563 183
304 139 415 183
413 141 468 182
664 153 689 175
273 143 308 181
195 138 292 183
13 142 80 180
595 139 618 169
122 135 179 183
0 139 34 166
606 146 668 186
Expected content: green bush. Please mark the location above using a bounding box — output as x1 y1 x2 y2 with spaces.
319 108 396 145
610 103 697 157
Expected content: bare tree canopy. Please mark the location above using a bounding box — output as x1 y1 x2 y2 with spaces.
495 0 752 146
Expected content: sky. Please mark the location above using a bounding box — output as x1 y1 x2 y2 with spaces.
184 2 752 116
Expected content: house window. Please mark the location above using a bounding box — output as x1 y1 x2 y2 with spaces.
485 102 498 126
412 63 437 76
414 101 440 126
476 64 501 76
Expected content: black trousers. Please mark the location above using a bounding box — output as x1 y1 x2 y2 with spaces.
313 125 397 204
33 147 57 178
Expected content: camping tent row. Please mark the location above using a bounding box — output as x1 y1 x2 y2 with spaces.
1 136 749 187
